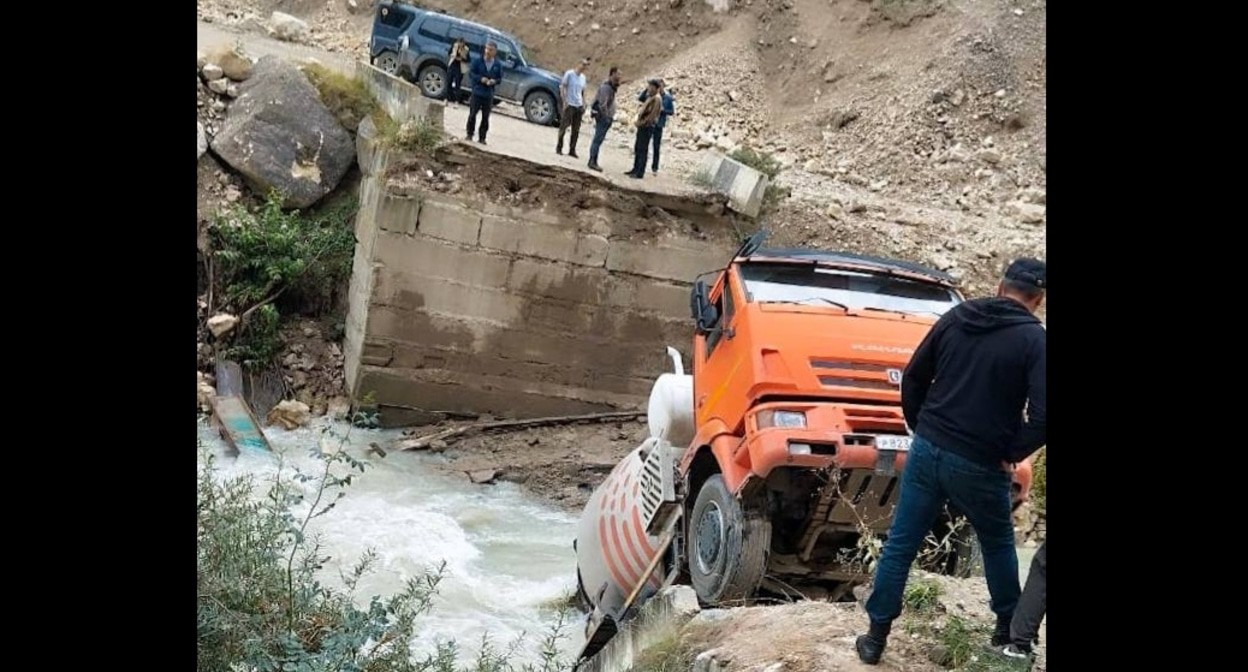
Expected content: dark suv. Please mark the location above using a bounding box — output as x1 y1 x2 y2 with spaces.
369 2 563 126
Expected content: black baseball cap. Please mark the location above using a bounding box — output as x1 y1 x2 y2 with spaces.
1004 258 1046 289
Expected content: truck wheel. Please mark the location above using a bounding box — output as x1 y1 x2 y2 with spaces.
687 474 770 606
524 90 557 126
419 64 448 99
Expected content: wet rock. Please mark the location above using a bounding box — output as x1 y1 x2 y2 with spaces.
267 399 312 430
210 56 356 209
269 12 310 43
207 313 239 338
197 371 217 412
215 45 255 82
467 469 498 484
201 63 225 81
327 396 352 420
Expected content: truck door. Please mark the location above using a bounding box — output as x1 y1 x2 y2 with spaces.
693 271 747 433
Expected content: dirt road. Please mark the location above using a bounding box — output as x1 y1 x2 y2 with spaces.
197 20 706 197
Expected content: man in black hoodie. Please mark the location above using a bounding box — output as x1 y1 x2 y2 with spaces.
857 258 1046 665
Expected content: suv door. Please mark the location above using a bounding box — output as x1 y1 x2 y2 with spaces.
409 14 452 93
370 3 417 74
491 37 522 101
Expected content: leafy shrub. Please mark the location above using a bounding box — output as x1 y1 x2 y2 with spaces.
728 146 782 180
209 190 358 368
304 64 380 131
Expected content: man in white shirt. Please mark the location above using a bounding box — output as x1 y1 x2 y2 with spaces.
556 57 591 158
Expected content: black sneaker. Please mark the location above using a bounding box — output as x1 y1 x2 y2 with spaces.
855 634 886 665
556 148 563 155
588 162 603 172
569 151 579 158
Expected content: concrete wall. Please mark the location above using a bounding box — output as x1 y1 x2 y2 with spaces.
344 132 738 422
355 61 445 128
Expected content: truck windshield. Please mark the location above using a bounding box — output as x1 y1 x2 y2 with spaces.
738 262 961 317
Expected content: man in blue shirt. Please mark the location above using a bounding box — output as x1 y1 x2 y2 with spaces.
637 79 675 175
466 41 503 145
556 57 591 158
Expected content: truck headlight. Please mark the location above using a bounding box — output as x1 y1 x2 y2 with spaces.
756 410 806 429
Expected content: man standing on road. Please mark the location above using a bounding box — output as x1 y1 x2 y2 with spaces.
556 57 591 158
856 258 1047 665
1000 539 1046 662
625 79 663 179
466 41 503 145
587 67 621 172
637 79 675 175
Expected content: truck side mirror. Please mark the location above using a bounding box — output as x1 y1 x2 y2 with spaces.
690 280 719 334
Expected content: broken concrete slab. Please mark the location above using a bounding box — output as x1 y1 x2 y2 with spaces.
697 152 770 219
356 60 445 129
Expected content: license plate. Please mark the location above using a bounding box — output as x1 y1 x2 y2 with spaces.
875 435 912 452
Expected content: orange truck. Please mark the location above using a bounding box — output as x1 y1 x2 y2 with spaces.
573 232 1034 659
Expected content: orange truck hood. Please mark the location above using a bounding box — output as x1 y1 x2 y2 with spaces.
746 304 940 403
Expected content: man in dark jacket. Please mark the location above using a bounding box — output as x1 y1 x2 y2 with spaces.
637 80 675 175
466 41 503 145
587 67 621 172
625 79 663 179
856 258 1047 665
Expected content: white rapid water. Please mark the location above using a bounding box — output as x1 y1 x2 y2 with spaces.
197 416 588 665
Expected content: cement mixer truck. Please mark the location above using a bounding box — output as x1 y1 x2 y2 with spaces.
572 232 1034 659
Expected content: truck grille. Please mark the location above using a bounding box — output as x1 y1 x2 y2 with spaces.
809 358 901 391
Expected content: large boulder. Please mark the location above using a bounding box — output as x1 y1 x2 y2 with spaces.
210 56 356 209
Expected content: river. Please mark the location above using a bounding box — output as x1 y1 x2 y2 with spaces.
197 416 588 665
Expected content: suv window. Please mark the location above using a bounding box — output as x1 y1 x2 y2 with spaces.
494 39 517 62
378 6 415 30
418 17 451 40
448 25 483 50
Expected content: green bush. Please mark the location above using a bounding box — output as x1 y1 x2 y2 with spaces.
196 433 572 672
209 190 358 368
304 63 380 131
728 146 782 180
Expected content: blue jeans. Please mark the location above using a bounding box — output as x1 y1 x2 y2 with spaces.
865 434 1020 629
630 125 656 176
589 117 612 164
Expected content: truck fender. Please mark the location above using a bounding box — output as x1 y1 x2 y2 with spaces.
680 420 751 495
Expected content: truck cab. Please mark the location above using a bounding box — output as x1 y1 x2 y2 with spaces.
573 232 1035 633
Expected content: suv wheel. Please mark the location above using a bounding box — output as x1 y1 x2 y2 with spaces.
524 90 557 126
374 51 400 75
419 64 448 99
